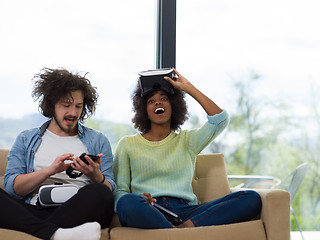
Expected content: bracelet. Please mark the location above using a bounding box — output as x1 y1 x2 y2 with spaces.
100 174 106 183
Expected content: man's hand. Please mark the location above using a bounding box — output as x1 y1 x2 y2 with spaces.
14 153 73 196
71 153 103 182
47 153 74 175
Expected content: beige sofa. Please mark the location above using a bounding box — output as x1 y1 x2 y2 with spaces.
0 149 290 240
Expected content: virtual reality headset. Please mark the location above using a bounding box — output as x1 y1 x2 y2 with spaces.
138 68 175 97
37 184 79 208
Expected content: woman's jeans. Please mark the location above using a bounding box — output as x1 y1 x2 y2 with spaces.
117 190 262 229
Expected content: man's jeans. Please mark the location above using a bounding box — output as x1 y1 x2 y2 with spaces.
117 190 262 229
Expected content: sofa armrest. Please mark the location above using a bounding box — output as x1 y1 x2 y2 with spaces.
0 149 10 190
231 188 290 240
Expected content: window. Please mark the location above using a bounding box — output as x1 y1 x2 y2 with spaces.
0 0 155 148
1 0 319 233
177 0 320 232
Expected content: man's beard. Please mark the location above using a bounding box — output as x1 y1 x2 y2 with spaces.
53 114 78 135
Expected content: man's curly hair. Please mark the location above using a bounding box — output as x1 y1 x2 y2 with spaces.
31 68 98 122
131 82 189 133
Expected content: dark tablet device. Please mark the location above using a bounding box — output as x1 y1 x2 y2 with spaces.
153 202 184 225
138 68 175 97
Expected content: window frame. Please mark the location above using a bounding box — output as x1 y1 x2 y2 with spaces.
156 0 176 69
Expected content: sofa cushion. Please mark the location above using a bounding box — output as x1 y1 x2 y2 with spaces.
110 220 266 240
192 154 231 204
0 228 110 240
0 228 41 240
0 149 9 189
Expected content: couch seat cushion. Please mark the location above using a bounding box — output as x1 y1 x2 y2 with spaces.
110 220 266 240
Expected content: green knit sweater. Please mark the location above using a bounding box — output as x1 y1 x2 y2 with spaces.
114 110 229 207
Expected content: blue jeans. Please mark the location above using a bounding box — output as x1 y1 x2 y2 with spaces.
117 190 262 229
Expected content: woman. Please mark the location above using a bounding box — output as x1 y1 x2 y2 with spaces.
114 68 261 229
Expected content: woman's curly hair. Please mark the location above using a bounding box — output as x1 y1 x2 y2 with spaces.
131 82 189 133
31 68 98 122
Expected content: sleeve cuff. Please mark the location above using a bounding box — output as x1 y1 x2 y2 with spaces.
207 109 229 125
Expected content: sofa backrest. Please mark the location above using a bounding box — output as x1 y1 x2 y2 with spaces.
0 149 231 203
0 149 9 189
192 154 230 203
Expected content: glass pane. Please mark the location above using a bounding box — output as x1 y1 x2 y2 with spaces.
0 0 155 148
177 0 320 232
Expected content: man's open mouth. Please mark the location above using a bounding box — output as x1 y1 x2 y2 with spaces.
65 117 76 124
154 108 165 114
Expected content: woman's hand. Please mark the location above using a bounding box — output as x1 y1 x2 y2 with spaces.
140 192 157 205
164 68 191 92
165 68 222 116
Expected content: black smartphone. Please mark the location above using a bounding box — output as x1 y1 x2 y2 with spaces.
153 203 184 225
66 153 99 178
79 153 99 165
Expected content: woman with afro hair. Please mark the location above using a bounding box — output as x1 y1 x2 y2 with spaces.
113 68 262 229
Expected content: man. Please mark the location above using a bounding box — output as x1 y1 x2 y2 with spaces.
1 68 115 240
